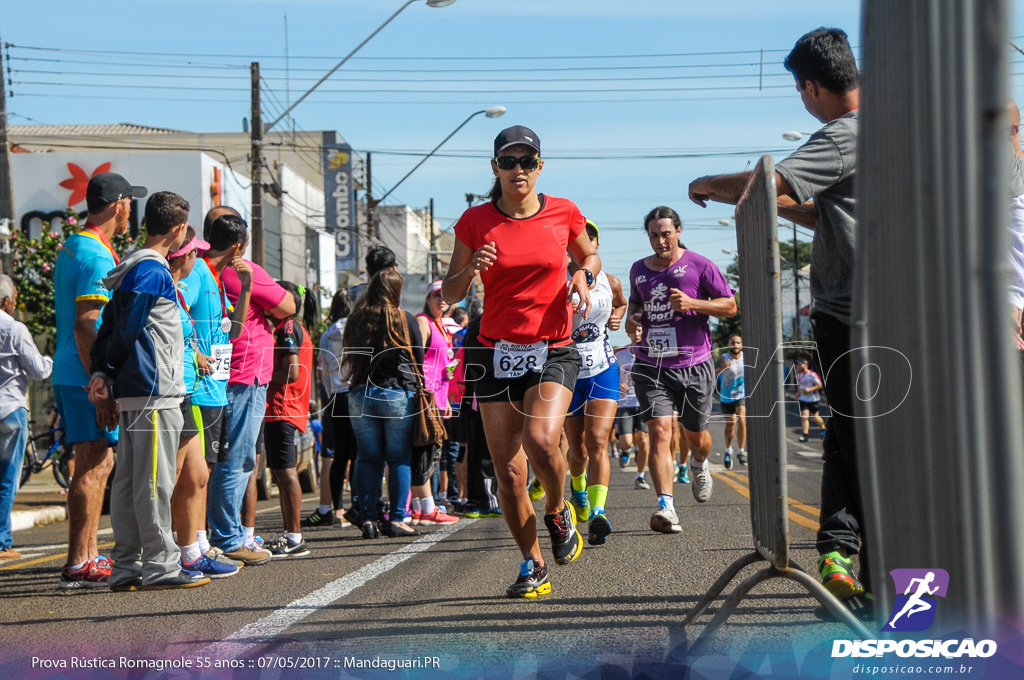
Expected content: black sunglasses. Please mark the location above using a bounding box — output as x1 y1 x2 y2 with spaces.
494 155 541 171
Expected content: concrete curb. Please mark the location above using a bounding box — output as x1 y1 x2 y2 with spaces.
11 506 68 533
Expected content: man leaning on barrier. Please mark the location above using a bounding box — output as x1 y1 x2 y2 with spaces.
687 28 868 609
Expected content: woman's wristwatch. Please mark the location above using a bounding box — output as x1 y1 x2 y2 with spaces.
581 268 595 288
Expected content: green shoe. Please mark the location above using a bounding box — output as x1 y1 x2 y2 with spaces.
527 478 544 501
570 487 590 523
819 551 865 600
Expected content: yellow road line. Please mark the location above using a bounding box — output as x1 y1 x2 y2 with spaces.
719 470 821 522
0 541 115 571
712 472 820 532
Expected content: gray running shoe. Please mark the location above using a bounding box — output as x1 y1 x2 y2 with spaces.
691 465 713 503
634 475 651 490
650 507 682 534
204 546 243 568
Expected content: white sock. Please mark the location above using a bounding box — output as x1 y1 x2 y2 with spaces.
691 457 709 471
244 527 255 544
739 448 745 455
318 504 331 515
438 492 448 503
69 560 88 571
725 447 733 455
197 530 210 553
421 496 436 515
411 497 422 514
181 542 202 565
636 472 645 479
285 532 302 545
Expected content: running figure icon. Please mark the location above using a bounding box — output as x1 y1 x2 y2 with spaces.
887 571 939 628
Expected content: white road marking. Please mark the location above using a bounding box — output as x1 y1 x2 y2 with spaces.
195 519 476 659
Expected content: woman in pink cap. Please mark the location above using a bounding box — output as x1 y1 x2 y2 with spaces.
168 227 243 579
408 281 460 525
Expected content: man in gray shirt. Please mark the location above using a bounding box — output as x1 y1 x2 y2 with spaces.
0 275 53 560
688 28 867 607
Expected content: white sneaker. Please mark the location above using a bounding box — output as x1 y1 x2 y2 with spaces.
691 465 713 503
650 507 682 534
634 475 651 490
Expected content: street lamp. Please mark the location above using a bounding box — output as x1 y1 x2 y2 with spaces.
366 105 504 276
251 0 455 266
368 106 506 208
266 0 456 132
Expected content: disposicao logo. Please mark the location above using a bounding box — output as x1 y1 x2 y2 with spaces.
831 568 998 659
883 568 949 632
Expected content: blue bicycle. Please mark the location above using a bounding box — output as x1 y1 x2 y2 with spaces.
20 421 71 489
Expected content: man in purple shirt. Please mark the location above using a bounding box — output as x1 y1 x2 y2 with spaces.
625 206 736 535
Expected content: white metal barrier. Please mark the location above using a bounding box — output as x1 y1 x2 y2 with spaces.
683 157 871 649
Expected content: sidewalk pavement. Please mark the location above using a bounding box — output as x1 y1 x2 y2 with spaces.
10 474 68 533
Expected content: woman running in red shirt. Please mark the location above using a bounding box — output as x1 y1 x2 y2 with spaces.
442 125 601 598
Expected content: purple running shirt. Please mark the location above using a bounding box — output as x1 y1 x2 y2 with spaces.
628 250 734 369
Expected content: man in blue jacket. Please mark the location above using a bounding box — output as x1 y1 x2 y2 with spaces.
87 191 210 591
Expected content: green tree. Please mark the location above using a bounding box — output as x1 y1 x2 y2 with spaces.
710 233 812 349
11 211 140 344
712 254 742 350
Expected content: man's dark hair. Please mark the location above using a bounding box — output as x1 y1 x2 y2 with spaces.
203 205 241 238
143 192 190 236
206 214 249 251
365 245 397 277
86 195 115 215
784 27 858 95
643 205 682 233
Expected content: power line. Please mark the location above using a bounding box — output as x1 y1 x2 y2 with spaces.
10 79 795 94
7 43 795 61
9 91 798 105
12 67 798 84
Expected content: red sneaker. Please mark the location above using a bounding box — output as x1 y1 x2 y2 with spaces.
418 508 460 525
409 510 422 526
60 557 111 589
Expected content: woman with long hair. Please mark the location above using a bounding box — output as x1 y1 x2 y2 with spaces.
442 125 601 597
342 268 423 539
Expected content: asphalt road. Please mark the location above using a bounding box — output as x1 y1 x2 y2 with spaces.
0 403 858 679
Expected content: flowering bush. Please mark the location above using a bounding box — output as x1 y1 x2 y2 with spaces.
10 210 138 339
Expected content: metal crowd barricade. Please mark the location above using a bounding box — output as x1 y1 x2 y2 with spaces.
853 0 1023 635
682 157 871 650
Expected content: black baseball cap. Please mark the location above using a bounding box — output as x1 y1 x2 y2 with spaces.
493 125 541 157
86 172 148 205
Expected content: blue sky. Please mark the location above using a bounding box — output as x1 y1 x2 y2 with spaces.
5 0 1024 341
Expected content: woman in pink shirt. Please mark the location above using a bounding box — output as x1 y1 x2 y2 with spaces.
409 281 459 526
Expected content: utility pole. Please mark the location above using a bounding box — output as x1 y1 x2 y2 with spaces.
792 220 800 340
0 39 15 275
428 198 436 280
250 62 264 266
0 38 15 226
365 151 374 242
